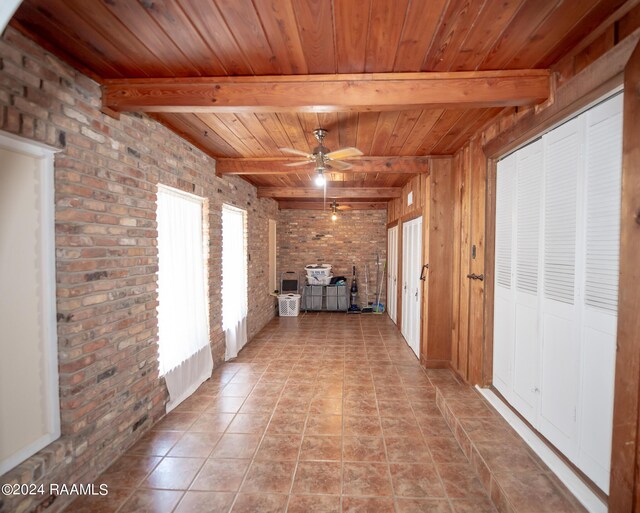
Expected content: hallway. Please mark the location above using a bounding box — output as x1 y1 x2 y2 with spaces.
71 314 581 513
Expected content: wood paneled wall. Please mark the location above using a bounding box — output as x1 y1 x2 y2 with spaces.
449 5 640 389
387 174 428 224
445 8 640 509
424 159 454 367
386 4 640 508
450 137 486 383
387 160 454 369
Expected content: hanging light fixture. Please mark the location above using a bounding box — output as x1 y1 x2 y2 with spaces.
331 200 338 222
315 169 325 187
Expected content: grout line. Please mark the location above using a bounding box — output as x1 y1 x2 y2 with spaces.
107 315 462 513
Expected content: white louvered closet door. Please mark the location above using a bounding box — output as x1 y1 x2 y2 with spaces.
512 140 544 423
493 153 516 399
577 93 622 492
538 115 584 461
492 92 622 493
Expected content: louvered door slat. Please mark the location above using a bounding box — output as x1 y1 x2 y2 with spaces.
584 95 623 313
516 140 543 295
543 121 581 305
496 154 516 289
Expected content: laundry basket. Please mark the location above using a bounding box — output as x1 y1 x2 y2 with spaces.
278 293 301 317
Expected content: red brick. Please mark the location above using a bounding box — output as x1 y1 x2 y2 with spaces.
0 26 278 513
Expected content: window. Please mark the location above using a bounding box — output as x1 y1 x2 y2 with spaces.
268 219 277 293
222 204 248 359
0 132 59 474
156 185 211 410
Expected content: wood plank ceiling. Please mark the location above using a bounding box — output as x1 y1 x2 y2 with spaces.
11 0 627 207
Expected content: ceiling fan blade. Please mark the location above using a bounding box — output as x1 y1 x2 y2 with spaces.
285 160 313 167
279 147 312 158
325 147 363 160
327 159 352 171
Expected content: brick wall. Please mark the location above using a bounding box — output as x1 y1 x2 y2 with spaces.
0 28 277 513
277 209 388 307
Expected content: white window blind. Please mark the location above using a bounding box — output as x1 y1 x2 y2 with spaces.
584 99 623 313
543 119 581 305
156 186 210 376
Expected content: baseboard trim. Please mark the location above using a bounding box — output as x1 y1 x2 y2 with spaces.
421 358 450 369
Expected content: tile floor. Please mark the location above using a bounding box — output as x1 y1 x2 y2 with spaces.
69 313 532 512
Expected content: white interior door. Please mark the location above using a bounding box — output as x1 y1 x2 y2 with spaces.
538 116 583 460
493 153 516 401
576 94 622 490
512 140 544 423
413 219 423 356
402 217 422 357
387 225 398 323
401 221 410 341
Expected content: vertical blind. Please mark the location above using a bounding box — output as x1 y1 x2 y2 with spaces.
156 185 210 376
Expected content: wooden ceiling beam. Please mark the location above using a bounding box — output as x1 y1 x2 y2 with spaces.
257 187 401 199
217 156 430 175
103 70 551 113
278 201 387 210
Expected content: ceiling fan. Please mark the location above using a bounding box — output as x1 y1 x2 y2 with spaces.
279 128 363 186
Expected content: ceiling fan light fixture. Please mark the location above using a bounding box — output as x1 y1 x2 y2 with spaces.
279 128 362 179
331 200 338 222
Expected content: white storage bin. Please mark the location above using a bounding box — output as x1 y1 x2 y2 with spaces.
307 275 332 285
278 293 301 316
305 264 332 278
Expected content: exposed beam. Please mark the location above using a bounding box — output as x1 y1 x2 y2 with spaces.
257 187 401 199
217 156 430 175
103 70 551 113
278 201 387 210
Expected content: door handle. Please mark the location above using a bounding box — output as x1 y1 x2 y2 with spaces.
419 264 429 281
466 273 484 281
